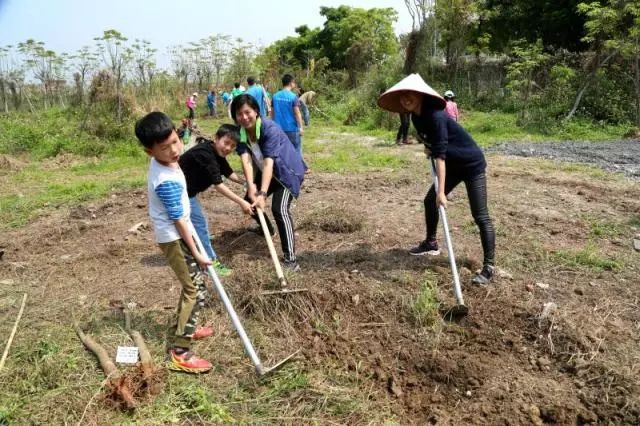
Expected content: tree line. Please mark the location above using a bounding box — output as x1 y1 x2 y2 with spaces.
0 2 638 129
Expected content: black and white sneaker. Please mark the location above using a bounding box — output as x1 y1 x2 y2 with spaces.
472 265 495 285
282 260 301 272
409 240 441 256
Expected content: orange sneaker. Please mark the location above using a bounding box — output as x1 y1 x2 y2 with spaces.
193 326 214 340
168 349 212 373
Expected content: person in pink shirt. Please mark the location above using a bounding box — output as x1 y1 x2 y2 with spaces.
444 90 459 121
186 92 198 126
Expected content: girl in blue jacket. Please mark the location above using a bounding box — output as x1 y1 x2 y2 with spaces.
231 94 307 271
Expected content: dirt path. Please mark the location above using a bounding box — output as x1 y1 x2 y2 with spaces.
1 150 639 424
489 139 640 179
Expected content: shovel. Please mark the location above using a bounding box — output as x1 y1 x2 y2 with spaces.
430 157 468 319
189 224 299 375
256 208 308 294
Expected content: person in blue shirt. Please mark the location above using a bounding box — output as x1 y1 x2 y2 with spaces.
206 90 217 117
231 93 307 272
245 76 271 118
379 74 496 285
271 74 304 155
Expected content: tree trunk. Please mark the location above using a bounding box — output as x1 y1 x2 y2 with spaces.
565 50 617 122
635 53 640 127
116 68 122 122
0 80 8 113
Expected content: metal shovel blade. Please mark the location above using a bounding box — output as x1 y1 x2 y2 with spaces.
256 349 301 376
441 304 469 321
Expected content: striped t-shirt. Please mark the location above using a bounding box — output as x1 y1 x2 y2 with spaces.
147 158 191 243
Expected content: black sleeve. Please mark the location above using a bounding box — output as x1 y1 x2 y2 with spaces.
428 112 448 160
218 156 234 179
202 158 223 185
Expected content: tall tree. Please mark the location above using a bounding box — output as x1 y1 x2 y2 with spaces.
317 6 398 70
128 39 156 91
17 39 61 108
202 34 232 87
69 46 99 105
575 0 640 125
478 0 590 52
94 29 131 121
169 45 194 93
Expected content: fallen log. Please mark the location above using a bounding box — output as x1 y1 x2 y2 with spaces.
74 322 137 409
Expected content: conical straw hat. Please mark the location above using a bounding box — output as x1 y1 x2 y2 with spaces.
377 73 445 113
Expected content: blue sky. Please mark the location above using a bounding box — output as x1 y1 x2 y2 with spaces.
0 0 412 67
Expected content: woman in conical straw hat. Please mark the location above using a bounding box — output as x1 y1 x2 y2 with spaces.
378 74 495 285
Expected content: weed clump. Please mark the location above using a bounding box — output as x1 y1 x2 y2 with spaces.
300 206 364 234
412 272 440 327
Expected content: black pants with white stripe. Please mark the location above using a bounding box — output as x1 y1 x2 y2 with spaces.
246 176 297 262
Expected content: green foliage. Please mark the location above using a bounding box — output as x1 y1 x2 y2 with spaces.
480 0 588 52
505 39 550 121
412 272 440 327
552 244 622 271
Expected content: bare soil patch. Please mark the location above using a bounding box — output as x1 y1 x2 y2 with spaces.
1 152 639 424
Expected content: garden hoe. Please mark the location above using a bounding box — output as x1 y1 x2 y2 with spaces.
256 208 308 295
430 157 469 319
189 224 299 376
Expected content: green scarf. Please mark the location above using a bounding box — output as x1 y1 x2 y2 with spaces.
239 117 261 145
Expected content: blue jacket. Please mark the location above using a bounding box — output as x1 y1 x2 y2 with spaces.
237 118 306 197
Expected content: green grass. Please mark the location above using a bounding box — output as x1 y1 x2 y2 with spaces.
0 156 146 229
412 272 440 327
552 244 623 271
460 111 627 146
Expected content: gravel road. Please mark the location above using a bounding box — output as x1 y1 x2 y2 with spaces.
488 139 640 179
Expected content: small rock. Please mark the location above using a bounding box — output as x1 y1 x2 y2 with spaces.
537 356 551 367
529 404 543 426
351 294 360 305
0 279 14 285
388 376 403 397
497 268 513 280
60 254 72 260
465 390 472 397
350 269 359 274
525 283 534 292
9 262 28 270
535 282 549 289
539 302 558 320
633 239 640 252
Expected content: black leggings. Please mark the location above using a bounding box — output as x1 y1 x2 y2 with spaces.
425 172 495 266
246 177 297 262
396 113 410 142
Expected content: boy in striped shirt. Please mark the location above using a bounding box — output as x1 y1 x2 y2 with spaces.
135 111 213 374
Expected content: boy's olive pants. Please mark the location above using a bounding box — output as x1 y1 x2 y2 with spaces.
159 239 208 349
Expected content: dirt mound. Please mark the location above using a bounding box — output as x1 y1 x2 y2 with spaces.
299 205 365 233
0 154 26 171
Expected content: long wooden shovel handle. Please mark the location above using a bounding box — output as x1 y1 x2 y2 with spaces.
0 293 27 372
256 208 287 287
